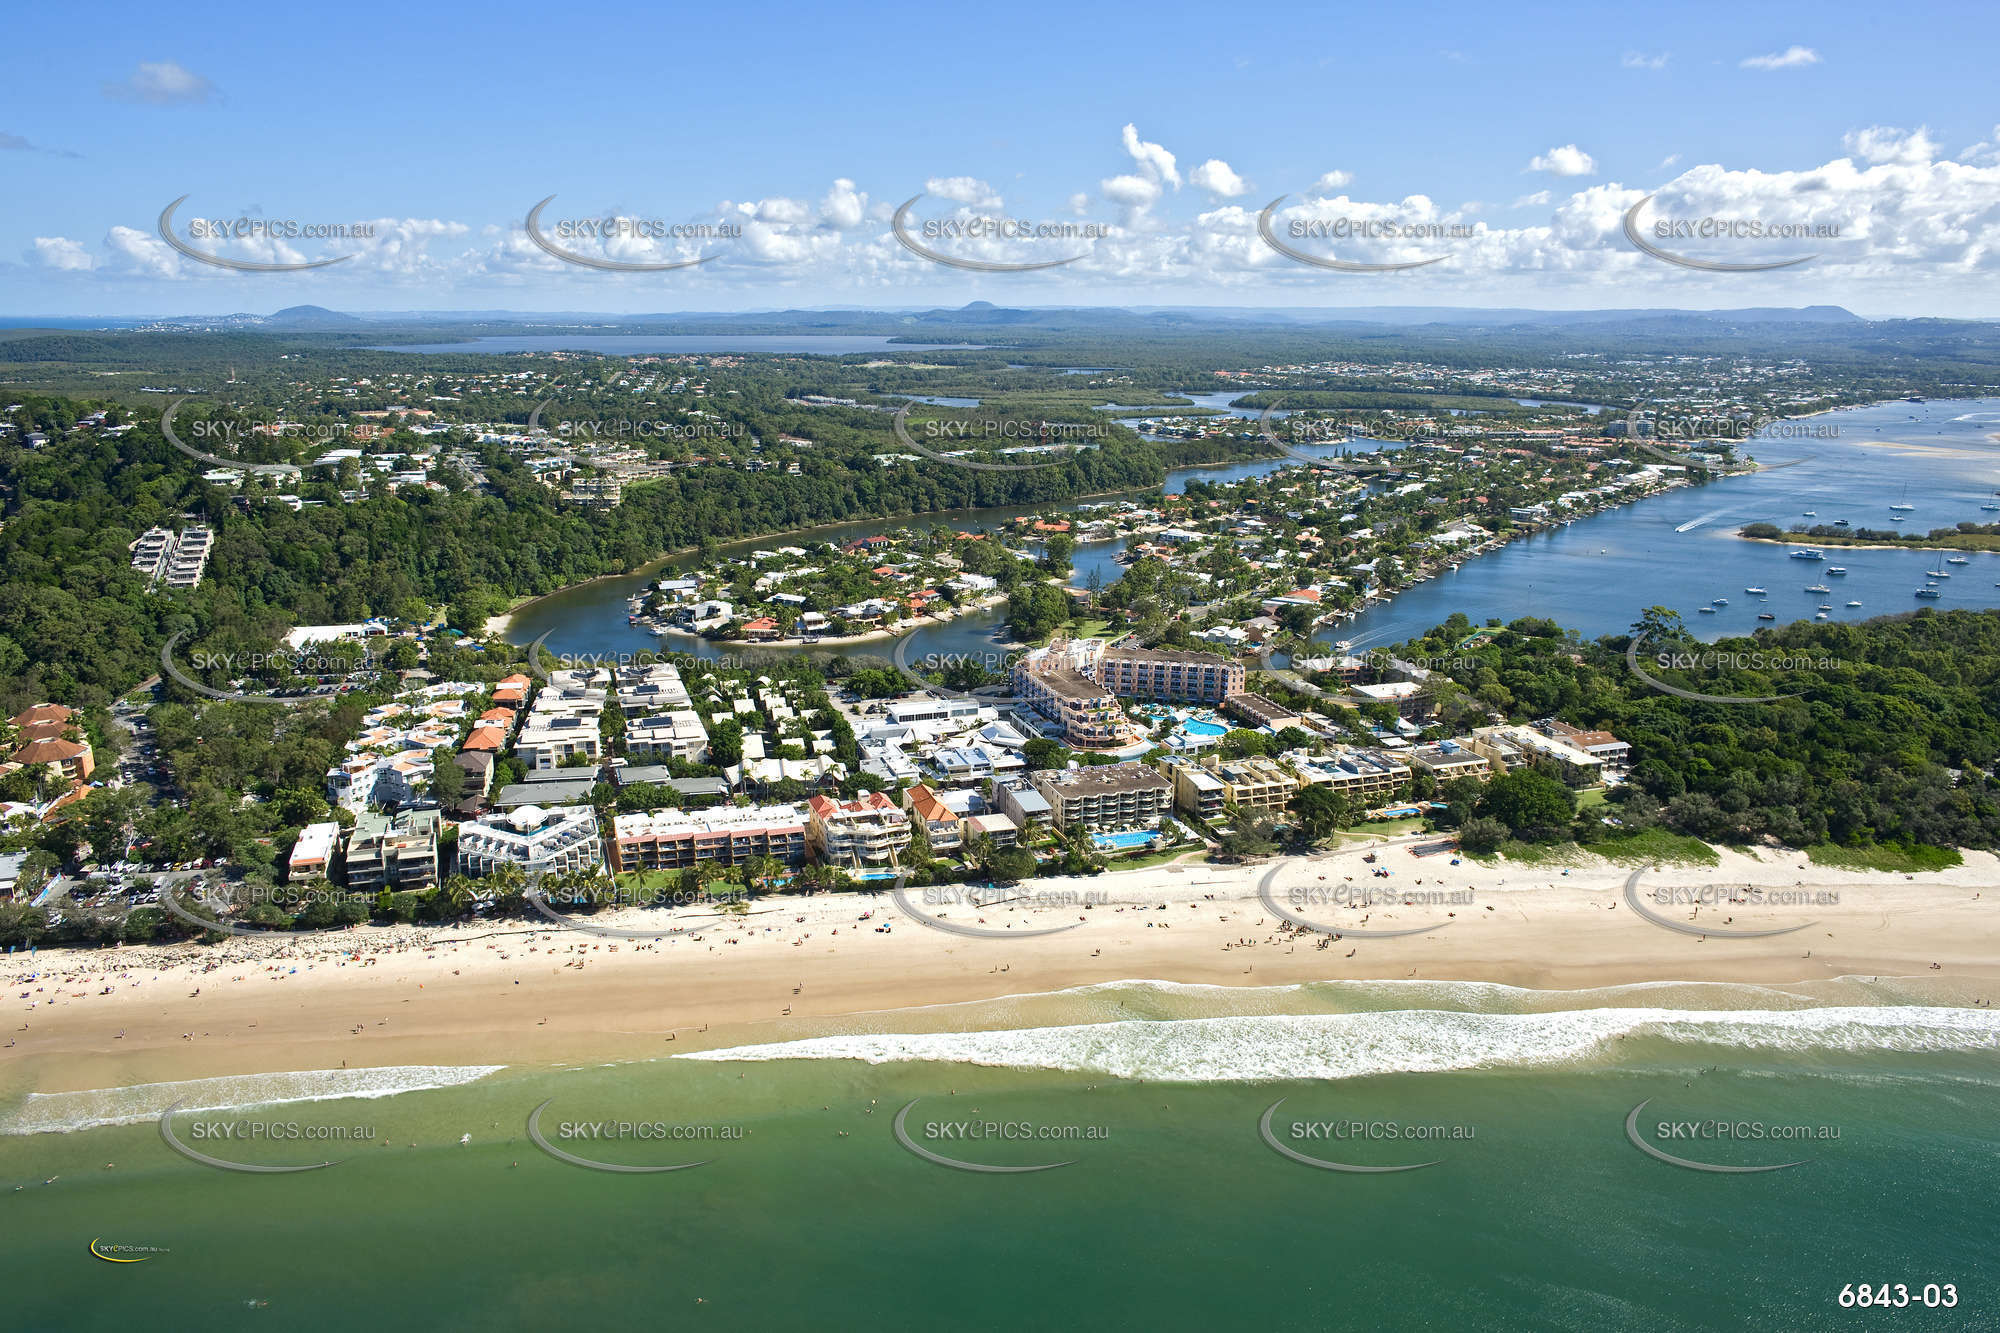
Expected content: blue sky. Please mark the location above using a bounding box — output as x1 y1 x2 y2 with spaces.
5 0 1996 316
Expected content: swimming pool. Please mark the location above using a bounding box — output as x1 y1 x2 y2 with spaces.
1094 830 1157 850
849 869 902 881
1181 719 1227 737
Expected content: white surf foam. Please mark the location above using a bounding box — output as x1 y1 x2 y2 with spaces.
0 1064 505 1136
677 1006 2000 1083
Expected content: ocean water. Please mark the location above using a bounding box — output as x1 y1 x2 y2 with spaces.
2 979 1994 1331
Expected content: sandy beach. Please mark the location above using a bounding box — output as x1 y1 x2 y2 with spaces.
4 840 1996 1096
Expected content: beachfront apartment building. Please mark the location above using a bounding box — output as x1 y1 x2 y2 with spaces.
1201 755 1300 816
903 784 963 852
994 780 1053 834
455 804 604 878
1535 719 1630 776
287 821 342 881
1166 761 1227 823
1406 739 1492 783
1469 725 1604 788
806 791 912 868
608 803 810 873
1289 748 1413 800
1031 762 1174 831
344 809 440 892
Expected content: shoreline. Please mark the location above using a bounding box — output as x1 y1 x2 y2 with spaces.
1739 533 1999 554
5 842 1994 1095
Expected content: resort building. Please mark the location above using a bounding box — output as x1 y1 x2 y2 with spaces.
1030 762 1174 831
455 804 604 878
608 803 811 873
1095 645 1245 703
344 809 440 892
8 704 95 783
806 791 913 868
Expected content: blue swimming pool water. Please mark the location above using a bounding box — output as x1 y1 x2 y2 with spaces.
1182 720 1227 737
1095 830 1157 850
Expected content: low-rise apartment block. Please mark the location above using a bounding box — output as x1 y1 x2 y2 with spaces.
345 809 440 891
806 791 912 867
1031 762 1174 830
455 804 603 878
608 803 810 873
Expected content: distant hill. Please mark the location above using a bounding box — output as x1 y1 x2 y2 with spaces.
264 305 363 328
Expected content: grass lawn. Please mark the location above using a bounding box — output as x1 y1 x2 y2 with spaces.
1105 845 1208 873
1804 843 1962 874
613 870 753 896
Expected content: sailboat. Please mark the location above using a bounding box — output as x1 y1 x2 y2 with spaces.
1890 484 1915 512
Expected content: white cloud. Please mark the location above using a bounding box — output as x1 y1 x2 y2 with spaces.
1842 125 1938 166
104 225 183 277
1741 45 1820 70
925 176 1000 209
1963 125 2000 166
1100 173 1163 211
1067 192 1090 214
103 60 217 105
1118 123 1180 189
1189 158 1249 199
30 237 93 271
1527 144 1597 176
1621 52 1670 70
820 179 867 229
1311 170 1353 193
1511 190 1552 208
1658 153 1682 170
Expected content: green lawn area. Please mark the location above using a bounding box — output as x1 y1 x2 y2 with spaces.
1575 789 1609 811
1804 843 1962 874
1104 844 1208 873
613 870 754 895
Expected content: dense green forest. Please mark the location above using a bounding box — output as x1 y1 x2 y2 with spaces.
1368 608 2000 852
